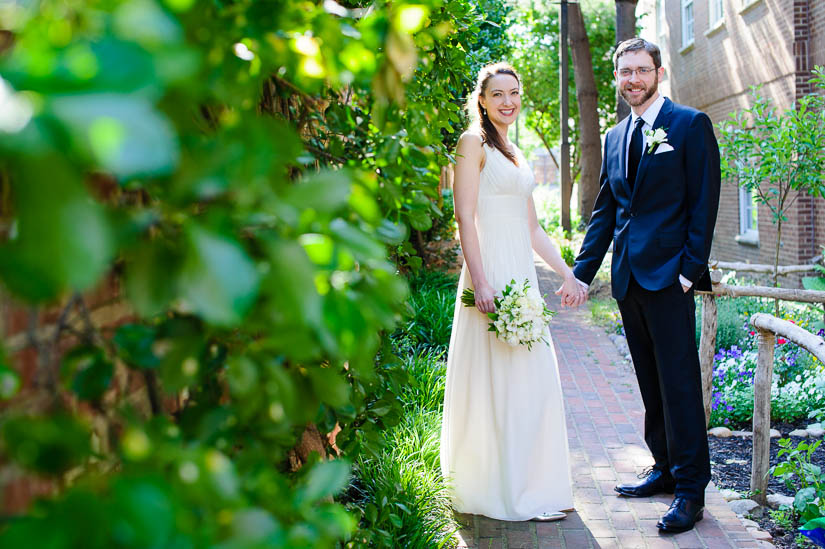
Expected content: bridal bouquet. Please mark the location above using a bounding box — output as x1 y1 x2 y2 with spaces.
461 278 555 350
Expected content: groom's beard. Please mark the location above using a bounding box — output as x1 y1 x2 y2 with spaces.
620 74 659 107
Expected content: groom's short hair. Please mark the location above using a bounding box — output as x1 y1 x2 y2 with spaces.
613 38 662 69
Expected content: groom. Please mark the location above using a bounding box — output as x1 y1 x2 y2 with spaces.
573 38 720 533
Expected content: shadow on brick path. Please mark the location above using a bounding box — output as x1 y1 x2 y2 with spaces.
450 262 766 549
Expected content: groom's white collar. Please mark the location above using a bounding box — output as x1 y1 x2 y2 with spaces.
630 94 667 131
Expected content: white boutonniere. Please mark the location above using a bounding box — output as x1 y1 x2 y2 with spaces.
644 127 668 154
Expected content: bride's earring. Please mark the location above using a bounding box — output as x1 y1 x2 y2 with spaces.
482 107 487 117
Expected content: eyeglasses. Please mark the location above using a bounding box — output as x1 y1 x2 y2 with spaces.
618 67 657 78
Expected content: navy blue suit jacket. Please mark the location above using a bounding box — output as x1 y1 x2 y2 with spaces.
573 98 721 301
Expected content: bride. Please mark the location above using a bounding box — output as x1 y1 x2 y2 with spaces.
440 63 584 522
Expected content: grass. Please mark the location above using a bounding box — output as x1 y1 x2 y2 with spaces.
398 270 459 352
588 295 623 335
346 270 460 548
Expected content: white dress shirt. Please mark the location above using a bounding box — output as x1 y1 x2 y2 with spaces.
576 93 693 291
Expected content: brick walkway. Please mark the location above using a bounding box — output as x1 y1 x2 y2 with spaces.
453 265 767 548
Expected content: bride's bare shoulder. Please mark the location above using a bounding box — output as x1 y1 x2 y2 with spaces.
456 131 485 163
457 131 484 149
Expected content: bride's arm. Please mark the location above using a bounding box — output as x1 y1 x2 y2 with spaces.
454 134 496 313
527 196 585 306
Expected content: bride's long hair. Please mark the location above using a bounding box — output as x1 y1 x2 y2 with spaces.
467 62 520 166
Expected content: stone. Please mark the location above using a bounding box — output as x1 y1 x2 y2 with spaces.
790 429 810 437
729 498 760 516
741 518 759 528
767 494 795 509
720 488 742 502
708 426 733 437
770 428 782 438
748 528 773 541
808 426 825 437
731 430 752 437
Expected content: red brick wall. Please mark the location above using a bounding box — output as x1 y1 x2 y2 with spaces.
0 276 137 513
638 0 825 282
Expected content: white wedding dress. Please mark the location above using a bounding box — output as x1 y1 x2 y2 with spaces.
440 142 573 521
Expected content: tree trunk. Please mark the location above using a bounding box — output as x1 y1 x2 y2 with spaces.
569 3 602 225
614 0 638 123
773 219 782 316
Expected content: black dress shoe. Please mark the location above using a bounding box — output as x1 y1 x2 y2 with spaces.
657 497 704 533
614 467 676 498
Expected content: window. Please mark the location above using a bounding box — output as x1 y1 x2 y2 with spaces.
738 187 758 242
681 0 694 48
709 0 724 26
657 0 667 39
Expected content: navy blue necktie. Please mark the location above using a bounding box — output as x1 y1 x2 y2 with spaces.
627 117 644 190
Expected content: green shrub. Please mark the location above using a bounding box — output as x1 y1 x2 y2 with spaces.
347 348 457 548
398 271 459 352
560 243 576 267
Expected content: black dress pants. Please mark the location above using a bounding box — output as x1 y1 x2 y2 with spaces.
616 275 711 503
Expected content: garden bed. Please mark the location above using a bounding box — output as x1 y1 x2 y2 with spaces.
710 429 822 548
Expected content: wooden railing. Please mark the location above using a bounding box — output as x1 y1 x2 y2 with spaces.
696 260 825 505
748 314 825 504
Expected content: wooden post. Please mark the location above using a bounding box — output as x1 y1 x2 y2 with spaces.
699 294 718 426
751 328 775 506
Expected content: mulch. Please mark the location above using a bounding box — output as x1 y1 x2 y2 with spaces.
709 422 824 548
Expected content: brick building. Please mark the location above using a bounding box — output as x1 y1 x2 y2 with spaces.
530 148 560 186
637 0 825 279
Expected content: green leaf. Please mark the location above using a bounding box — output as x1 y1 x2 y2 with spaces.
179 224 260 326
283 170 351 214
111 476 176 547
226 356 258 397
406 208 432 231
802 276 825 292
306 366 349 408
0 348 20 400
50 93 179 179
2 414 91 475
0 156 114 301
298 459 351 504
124 241 180 317
114 324 159 369
113 0 183 47
61 346 114 401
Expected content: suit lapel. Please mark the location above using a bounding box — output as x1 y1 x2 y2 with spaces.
631 98 673 203
617 115 632 197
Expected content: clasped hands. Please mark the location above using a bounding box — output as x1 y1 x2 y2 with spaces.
555 273 588 308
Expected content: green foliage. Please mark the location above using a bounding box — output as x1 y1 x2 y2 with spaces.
533 186 581 235
348 351 456 548
718 67 825 290
348 278 458 547
694 294 777 352
560 243 576 267
769 507 794 530
719 67 825 214
399 270 459 352
771 438 825 522
0 0 512 546
509 0 616 174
